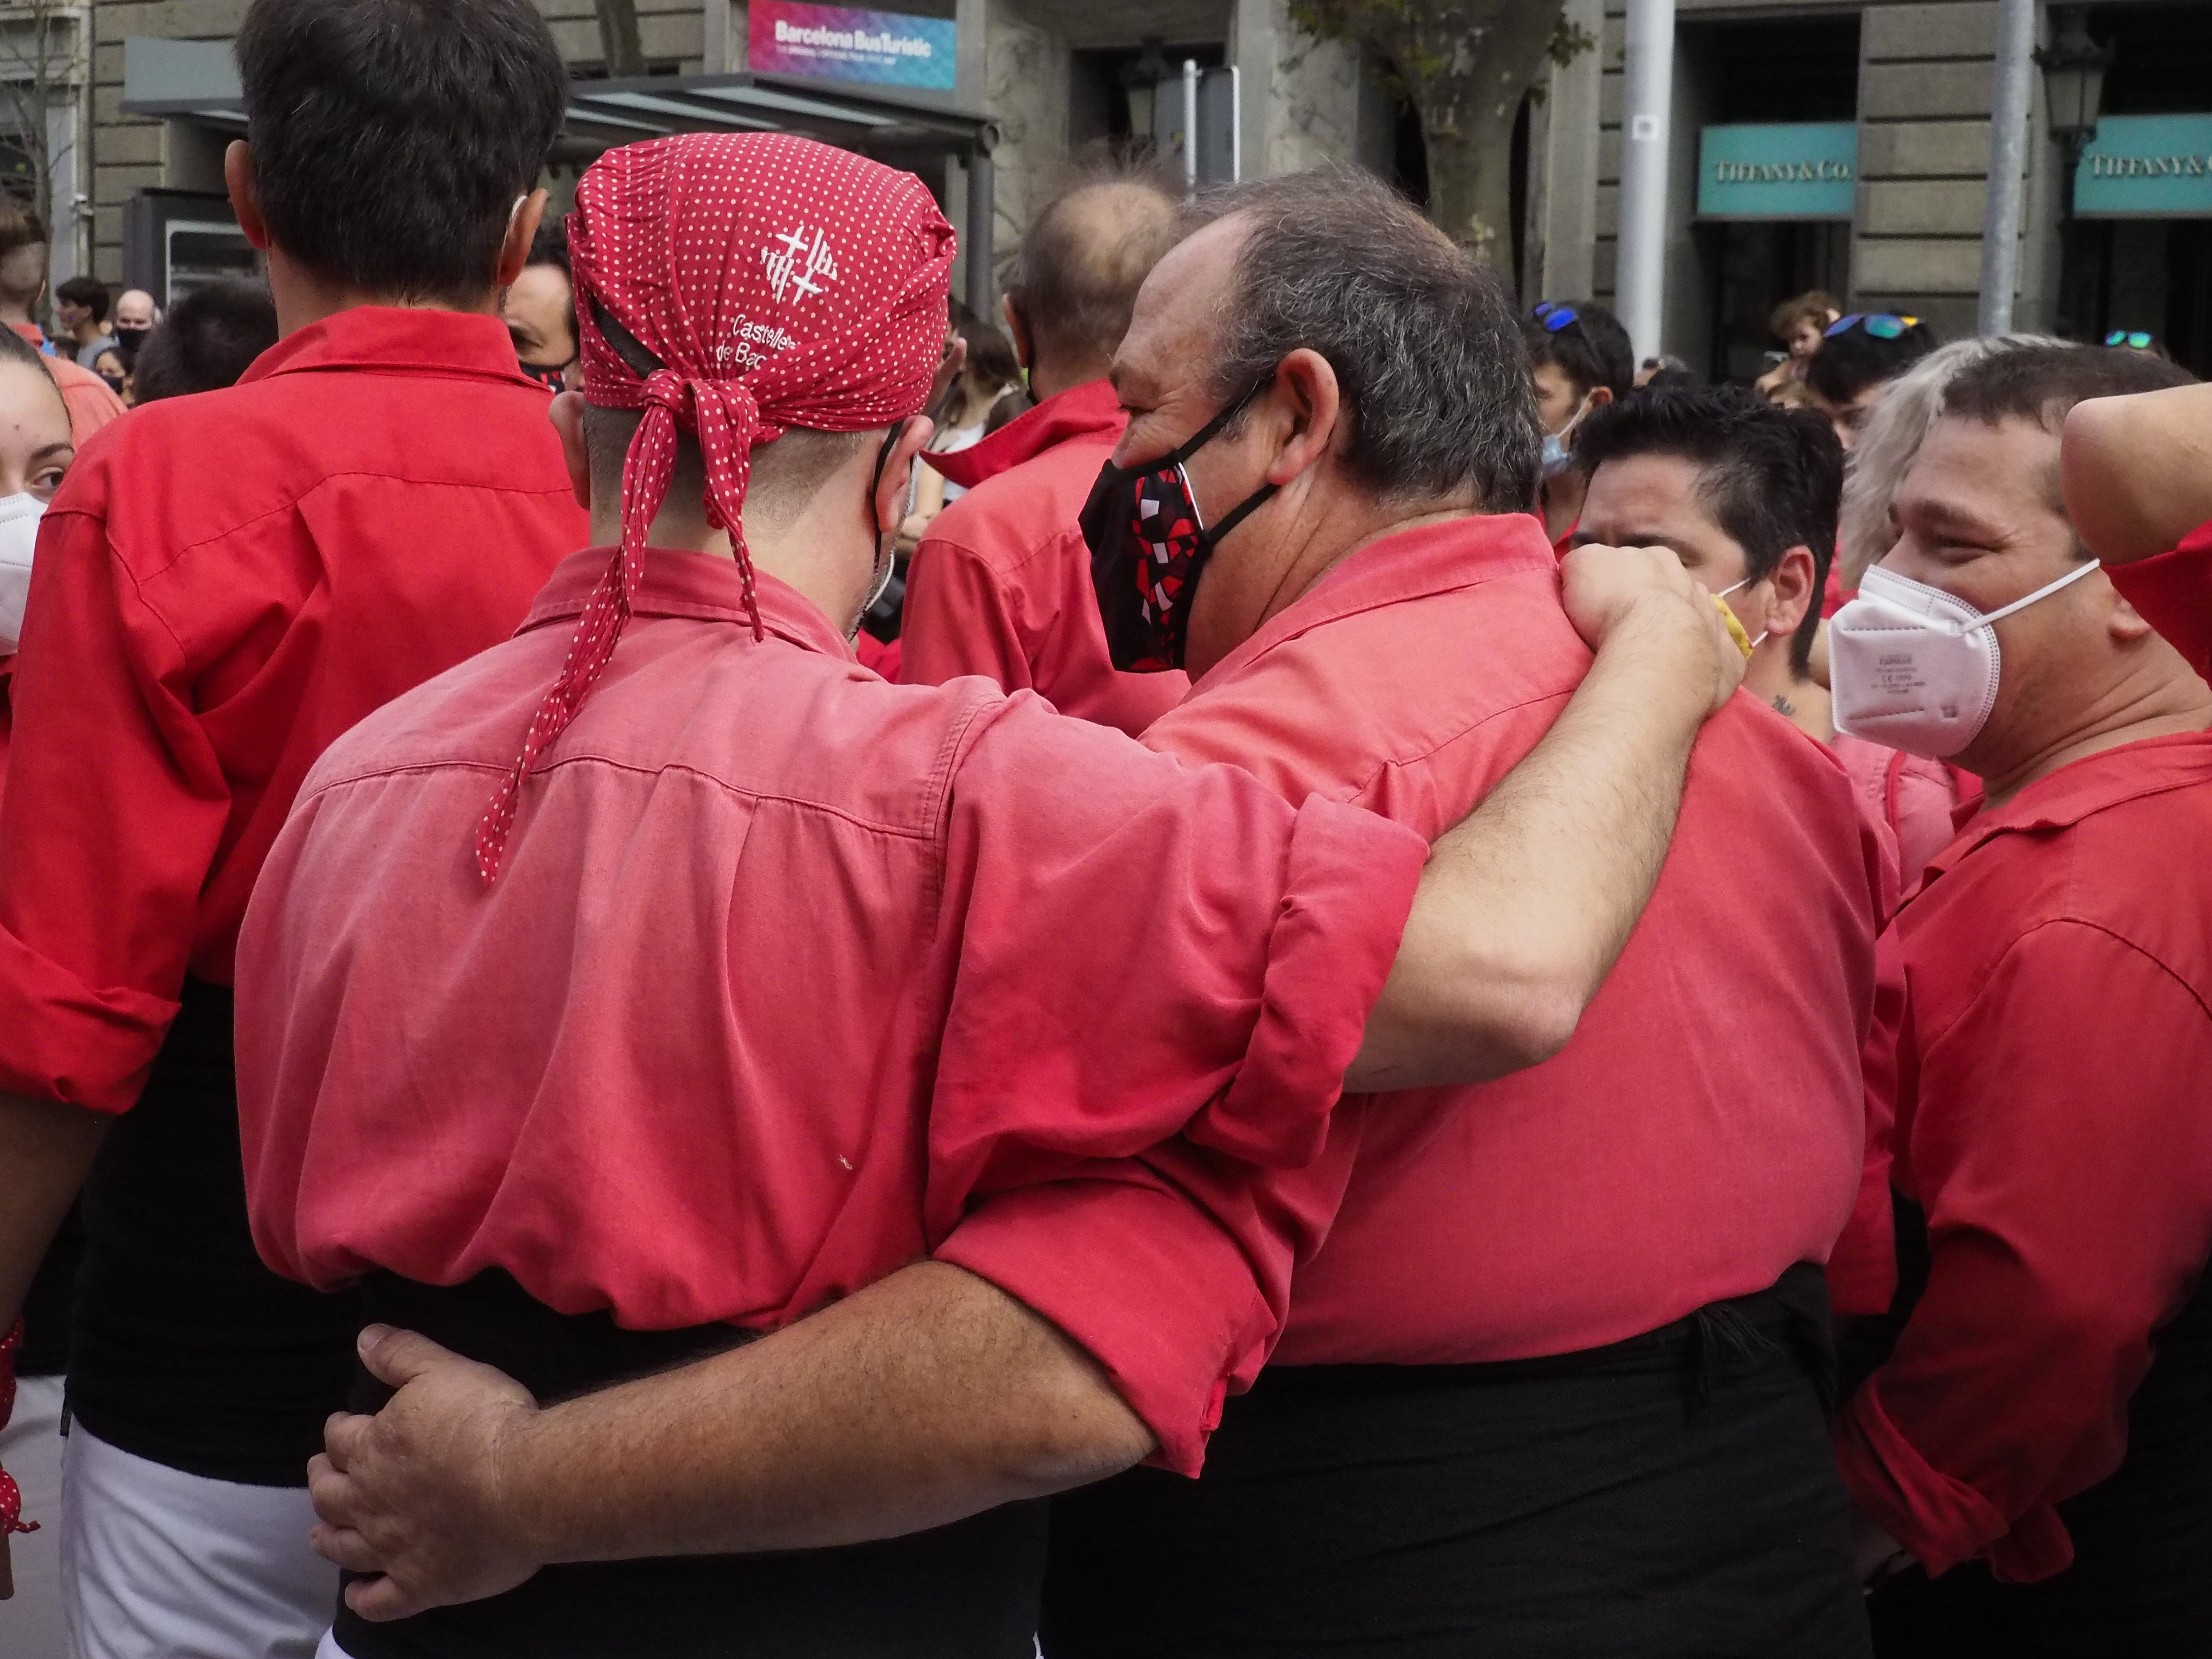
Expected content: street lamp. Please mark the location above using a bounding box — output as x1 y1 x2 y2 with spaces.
2035 5 2114 338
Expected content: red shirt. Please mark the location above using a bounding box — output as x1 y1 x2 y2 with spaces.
1831 734 1974 898
899 378 1189 734
234 547 1426 1477
1141 514 1886 1364
1834 733 2212 1581
0 307 587 1114
2107 520 2212 683
9 322 127 447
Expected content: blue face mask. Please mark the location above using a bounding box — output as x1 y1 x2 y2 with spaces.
1539 429 1574 480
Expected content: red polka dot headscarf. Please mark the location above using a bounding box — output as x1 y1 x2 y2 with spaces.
477 132 956 882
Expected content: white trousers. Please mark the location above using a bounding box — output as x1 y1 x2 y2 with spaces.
59 1423 336 1659
0 1375 70 1658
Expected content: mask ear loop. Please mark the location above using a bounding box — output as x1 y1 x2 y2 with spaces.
1962 557 2104 632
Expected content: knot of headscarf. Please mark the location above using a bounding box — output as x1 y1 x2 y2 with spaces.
475 132 955 883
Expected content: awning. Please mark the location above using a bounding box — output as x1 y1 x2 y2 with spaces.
120 36 998 313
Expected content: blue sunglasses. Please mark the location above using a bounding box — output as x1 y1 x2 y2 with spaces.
1825 313 1919 341
2105 329 2154 349
1532 301 1582 333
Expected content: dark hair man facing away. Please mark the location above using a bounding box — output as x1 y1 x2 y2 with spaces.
0 0 583 1649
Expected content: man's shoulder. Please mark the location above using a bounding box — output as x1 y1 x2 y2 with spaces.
1907 750 2212 1000
923 430 1117 576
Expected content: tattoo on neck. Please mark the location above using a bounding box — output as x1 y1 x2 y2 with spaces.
1772 694 1797 717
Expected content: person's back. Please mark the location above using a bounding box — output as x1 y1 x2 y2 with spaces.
899 162 1189 733
1041 171 1881 1659
0 0 579 1648
234 132 1478 1658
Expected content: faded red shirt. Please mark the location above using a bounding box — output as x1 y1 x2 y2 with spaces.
899 377 1188 734
0 307 586 1113
235 548 1425 1476
1142 514 1885 1364
2108 521 2212 683
1835 733 2212 1582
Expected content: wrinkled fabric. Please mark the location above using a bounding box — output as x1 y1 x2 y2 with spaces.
1140 513 1884 1366
238 547 1425 1476
0 306 583 1115
1836 733 2212 1581
2106 521 2212 683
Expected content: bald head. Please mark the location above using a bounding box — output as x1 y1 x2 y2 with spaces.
1008 171 1180 389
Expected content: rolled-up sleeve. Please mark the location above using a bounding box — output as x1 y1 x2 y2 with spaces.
2106 522 2212 683
924 696 1423 1468
1836 922 2212 1580
0 509 216 1112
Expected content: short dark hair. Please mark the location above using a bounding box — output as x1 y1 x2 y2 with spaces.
1522 299 1634 402
1575 383 1844 677
131 279 280 404
1806 316 1939 404
526 217 569 279
1941 341 2195 435
237 0 567 304
57 275 109 322
1008 154 1182 370
1190 167 1539 514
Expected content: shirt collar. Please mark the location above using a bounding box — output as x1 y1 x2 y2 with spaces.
926 377 1124 491
519 546 855 660
1193 513 1560 692
238 306 542 390
1923 730 2212 884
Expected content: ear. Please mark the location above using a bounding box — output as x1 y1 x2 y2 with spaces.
1584 384 1616 416
225 142 270 251
1766 545 1818 637
496 191 549 289
1002 295 1033 373
548 390 590 511
1262 347 1343 487
873 415 935 535
2108 587 2158 645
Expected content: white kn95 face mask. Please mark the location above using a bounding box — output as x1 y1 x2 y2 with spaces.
0 492 46 653
1830 557 2103 758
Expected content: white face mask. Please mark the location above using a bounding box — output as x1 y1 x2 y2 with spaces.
1831 557 2104 758
0 491 45 653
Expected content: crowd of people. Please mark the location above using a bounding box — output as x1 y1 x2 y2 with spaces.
0 1 2205 1657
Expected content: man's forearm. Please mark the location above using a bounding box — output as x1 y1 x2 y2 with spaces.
0 1089 108 1331
1347 606 1709 1092
509 1261 1151 1563
2062 384 2212 566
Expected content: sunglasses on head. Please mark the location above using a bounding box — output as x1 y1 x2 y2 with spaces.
1825 313 1920 341
2105 329 2154 349
1532 301 1583 333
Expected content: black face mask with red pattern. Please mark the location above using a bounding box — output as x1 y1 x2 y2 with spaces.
517 357 575 390
1082 380 1277 673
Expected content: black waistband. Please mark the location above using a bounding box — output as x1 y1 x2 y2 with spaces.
1255 1260 1837 1409
1040 1264 1863 1659
353 1269 757 1413
70 976 360 1485
337 1272 1046 1659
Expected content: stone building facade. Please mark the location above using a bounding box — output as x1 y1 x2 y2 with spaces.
74 0 2212 376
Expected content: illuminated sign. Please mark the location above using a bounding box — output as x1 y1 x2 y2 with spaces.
2076 115 2212 216
1697 123 1857 219
749 0 955 90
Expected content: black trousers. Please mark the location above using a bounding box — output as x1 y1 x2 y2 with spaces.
333 1269 1046 1659
1042 1264 1868 1659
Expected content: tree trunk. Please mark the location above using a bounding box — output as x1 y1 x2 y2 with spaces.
594 0 647 77
1375 0 1563 272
